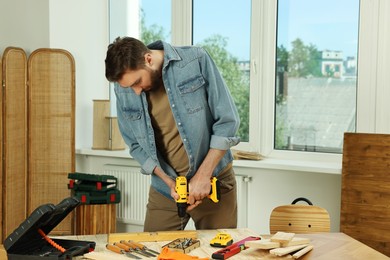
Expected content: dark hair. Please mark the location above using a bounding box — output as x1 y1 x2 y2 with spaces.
105 37 150 82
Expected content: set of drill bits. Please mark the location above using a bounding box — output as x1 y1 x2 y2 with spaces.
162 238 200 254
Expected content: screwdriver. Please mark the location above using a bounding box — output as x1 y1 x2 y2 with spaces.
119 240 156 257
106 244 141 259
129 240 160 256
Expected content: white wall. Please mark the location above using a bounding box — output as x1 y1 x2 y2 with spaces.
49 0 110 149
235 167 341 234
1 0 109 149
0 0 50 54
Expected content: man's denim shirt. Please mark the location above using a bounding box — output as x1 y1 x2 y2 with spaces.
115 41 240 199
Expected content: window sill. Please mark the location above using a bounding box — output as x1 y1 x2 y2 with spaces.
76 148 132 159
76 148 342 175
233 158 341 175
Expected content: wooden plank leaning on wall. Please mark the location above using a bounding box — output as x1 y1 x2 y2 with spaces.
341 132 390 257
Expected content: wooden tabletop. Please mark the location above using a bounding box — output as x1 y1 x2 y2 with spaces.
62 228 388 260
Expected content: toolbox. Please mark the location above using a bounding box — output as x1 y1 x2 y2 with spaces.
73 189 121 204
3 197 96 259
68 172 121 205
68 172 117 192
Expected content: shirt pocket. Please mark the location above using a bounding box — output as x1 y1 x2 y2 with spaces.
122 108 142 121
177 74 206 114
121 108 145 140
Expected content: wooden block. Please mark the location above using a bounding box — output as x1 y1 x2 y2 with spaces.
92 100 125 150
245 237 311 249
92 100 110 149
108 230 198 243
245 239 280 249
270 244 308 256
270 232 295 246
292 245 314 259
107 117 125 150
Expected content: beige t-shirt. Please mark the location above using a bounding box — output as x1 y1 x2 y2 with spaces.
146 84 189 176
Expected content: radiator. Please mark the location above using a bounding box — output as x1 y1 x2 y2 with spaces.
103 164 249 229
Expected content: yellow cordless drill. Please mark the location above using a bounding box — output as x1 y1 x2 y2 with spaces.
175 176 221 218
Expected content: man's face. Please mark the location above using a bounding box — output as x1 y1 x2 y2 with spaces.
118 66 160 95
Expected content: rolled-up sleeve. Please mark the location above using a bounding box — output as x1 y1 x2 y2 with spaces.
200 48 241 150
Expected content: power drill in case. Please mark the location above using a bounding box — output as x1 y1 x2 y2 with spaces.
175 176 221 218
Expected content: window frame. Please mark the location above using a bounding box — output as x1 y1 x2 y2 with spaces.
110 0 389 165
169 0 362 163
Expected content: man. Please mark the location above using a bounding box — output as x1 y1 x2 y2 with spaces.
105 37 240 231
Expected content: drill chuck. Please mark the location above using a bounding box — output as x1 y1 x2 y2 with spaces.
177 203 187 218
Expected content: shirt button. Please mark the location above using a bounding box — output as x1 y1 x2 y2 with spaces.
167 88 170 91
178 122 182 126
183 138 187 142
172 104 175 108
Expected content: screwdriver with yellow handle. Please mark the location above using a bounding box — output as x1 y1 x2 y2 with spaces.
105 244 141 259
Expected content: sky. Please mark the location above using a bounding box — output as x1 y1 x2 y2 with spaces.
139 0 360 60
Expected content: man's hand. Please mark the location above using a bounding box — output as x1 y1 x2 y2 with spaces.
186 148 227 211
188 174 210 203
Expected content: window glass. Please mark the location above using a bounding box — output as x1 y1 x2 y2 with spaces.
275 0 359 153
109 0 171 43
193 0 251 142
109 0 171 116
139 0 171 44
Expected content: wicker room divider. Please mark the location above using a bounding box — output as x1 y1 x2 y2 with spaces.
0 53 2 241
1 47 28 241
0 47 75 241
27 48 75 235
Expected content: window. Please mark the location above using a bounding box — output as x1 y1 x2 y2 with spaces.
109 0 171 43
274 0 359 153
192 0 251 141
109 0 367 161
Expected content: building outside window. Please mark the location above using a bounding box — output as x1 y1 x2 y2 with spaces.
274 0 359 153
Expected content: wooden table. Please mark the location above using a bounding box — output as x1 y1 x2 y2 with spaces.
62 228 388 260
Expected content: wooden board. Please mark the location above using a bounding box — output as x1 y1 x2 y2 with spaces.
1 47 28 240
27 48 75 235
341 133 390 257
108 230 198 243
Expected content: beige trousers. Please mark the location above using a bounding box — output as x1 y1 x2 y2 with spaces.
143 166 237 231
